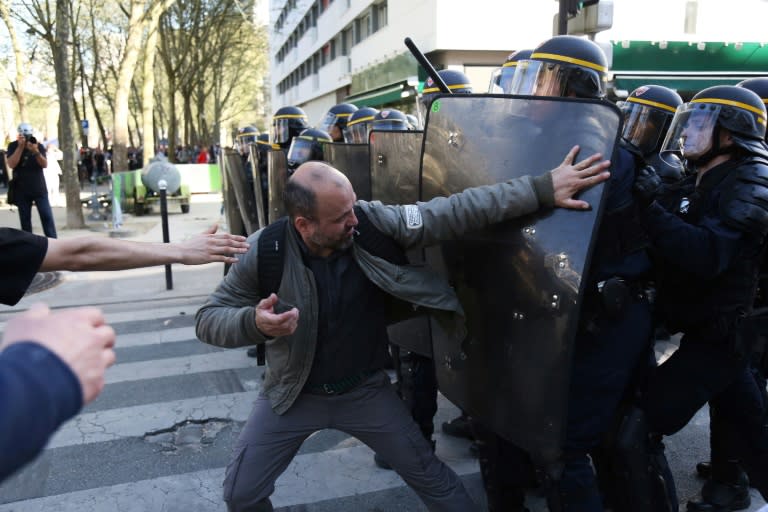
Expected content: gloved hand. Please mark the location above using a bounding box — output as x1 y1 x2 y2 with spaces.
633 165 662 207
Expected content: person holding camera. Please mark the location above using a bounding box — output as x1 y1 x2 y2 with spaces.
6 123 56 238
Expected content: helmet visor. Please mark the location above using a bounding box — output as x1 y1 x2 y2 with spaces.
497 64 519 94
372 119 407 131
508 60 567 97
272 118 290 144
344 121 371 144
660 103 719 163
618 101 672 155
488 67 503 93
317 112 338 133
287 138 313 169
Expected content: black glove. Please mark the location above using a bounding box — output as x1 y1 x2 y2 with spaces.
633 165 662 207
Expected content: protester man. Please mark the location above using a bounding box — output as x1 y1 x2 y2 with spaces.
196 147 610 512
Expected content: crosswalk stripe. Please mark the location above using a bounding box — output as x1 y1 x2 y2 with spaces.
106 347 255 384
0 445 480 512
116 326 198 348
48 391 257 449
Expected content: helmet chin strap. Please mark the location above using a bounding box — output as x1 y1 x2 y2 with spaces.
688 125 734 166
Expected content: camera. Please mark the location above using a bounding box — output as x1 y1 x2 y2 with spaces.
24 134 37 144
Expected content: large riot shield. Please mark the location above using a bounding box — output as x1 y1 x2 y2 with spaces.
368 130 432 356
222 149 260 236
268 150 289 224
324 143 371 200
248 144 268 229
369 129 423 204
421 94 621 467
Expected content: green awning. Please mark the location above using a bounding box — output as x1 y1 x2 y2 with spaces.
344 82 407 108
611 40 768 93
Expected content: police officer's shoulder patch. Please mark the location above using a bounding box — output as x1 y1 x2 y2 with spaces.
403 204 422 229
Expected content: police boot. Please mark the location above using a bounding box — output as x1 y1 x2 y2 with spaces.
686 463 750 512
441 413 474 440
697 461 712 479
374 439 435 470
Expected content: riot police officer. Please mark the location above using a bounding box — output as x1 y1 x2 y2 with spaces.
318 103 358 142
420 69 473 126
618 85 685 184
686 78 768 512
488 49 533 94
635 85 768 511
286 128 332 174
343 107 379 144
371 108 410 131
271 105 309 152
505 35 670 511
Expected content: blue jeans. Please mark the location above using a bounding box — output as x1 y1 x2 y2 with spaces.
16 192 57 238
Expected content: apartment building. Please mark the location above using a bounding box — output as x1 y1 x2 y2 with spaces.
269 0 555 124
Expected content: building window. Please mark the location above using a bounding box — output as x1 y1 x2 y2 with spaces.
372 1 387 32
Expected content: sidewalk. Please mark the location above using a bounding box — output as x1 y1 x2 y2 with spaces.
0 187 229 313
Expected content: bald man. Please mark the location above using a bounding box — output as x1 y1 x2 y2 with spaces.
196 147 610 512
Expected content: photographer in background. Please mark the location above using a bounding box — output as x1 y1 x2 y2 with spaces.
6 123 56 238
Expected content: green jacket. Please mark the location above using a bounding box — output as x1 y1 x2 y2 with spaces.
195 173 554 414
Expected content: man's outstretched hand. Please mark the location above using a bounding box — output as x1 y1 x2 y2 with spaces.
550 145 611 210
178 224 250 264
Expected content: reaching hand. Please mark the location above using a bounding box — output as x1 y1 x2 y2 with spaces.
254 293 299 338
633 165 662 207
1 303 116 405
550 145 611 210
178 224 250 264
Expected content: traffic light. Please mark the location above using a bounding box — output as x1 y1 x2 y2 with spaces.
566 0 600 16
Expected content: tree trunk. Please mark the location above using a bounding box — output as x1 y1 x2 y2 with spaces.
142 18 160 166
111 0 145 174
54 0 85 228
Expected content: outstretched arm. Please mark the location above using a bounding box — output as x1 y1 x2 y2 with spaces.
40 224 249 271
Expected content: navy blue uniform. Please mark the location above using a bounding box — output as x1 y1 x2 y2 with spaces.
640 156 768 499
558 146 656 511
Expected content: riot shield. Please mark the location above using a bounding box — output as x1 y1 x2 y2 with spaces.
268 150 289 224
324 143 371 200
368 130 432 356
248 144 268 229
221 149 246 237
421 94 621 468
369 129 423 204
222 149 260 236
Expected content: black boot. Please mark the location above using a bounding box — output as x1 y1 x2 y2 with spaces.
686 463 751 512
697 461 712 479
441 413 475 440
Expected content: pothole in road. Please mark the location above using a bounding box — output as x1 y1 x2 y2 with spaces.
144 418 232 454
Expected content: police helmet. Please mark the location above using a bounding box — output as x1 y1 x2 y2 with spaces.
271 106 309 147
371 109 409 132
661 85 768 163
286 128 333 173
508 35 608 99
421 69 473 112
738 78 768 142
318 103 358 142
344 107 379 144
488 49 533 93
17 122 34 136
405 114 420 130
617 85 683 156
237 125 259 145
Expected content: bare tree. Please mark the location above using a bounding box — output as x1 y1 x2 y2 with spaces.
0 0 28 120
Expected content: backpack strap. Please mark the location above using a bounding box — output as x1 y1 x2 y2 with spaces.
257 217 289 297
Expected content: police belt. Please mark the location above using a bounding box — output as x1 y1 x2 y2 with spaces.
303 369 378 395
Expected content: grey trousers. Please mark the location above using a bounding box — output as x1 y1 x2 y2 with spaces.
223 370 477 512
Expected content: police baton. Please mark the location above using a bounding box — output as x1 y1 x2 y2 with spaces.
404 37 451 94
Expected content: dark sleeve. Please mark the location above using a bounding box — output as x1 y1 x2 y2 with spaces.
641 201 743 278
0 342 82 482
0 228 48 306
